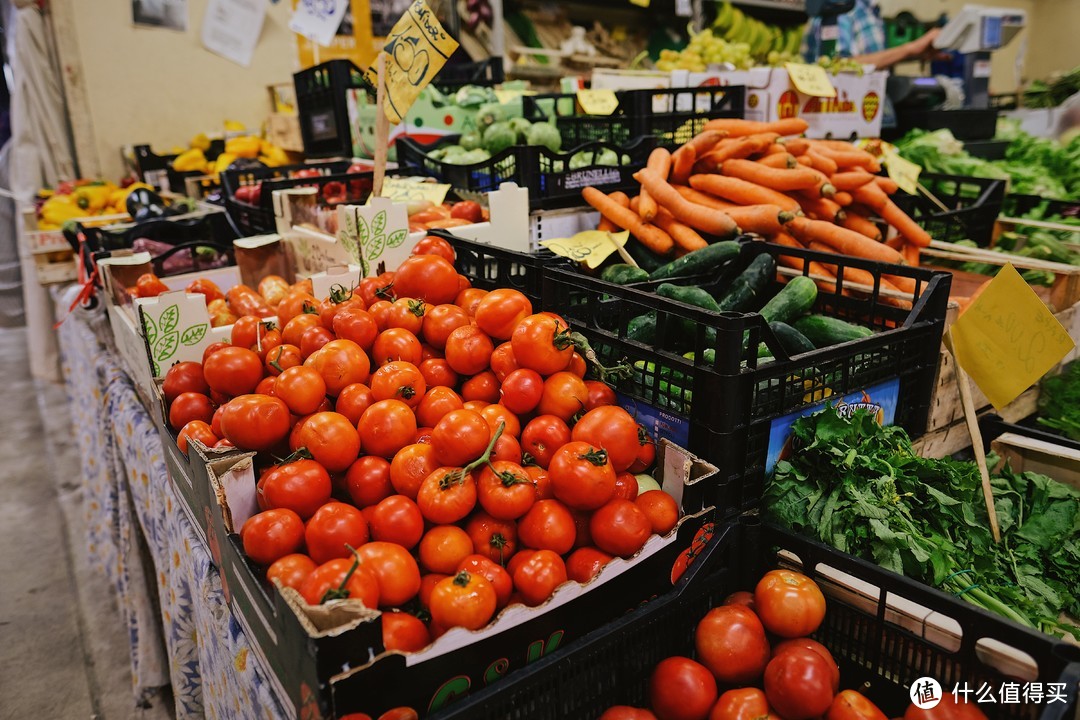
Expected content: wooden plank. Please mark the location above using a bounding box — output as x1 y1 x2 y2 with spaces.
47 0 100 178
990 432 1080 490
914 386 1040 458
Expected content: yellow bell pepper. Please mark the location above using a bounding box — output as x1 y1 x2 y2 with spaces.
190 133 211 151
40 195 86 225
73 183 112 213
108 188 128 208
173 148 208 173
224 119 246 132
213 152 238 176
259 145 290 167
225 136 261 159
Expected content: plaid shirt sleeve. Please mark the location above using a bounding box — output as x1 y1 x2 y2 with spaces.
801 0 886 60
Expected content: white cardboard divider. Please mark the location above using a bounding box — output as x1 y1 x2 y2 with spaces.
310 264 364 300
337 197 412 275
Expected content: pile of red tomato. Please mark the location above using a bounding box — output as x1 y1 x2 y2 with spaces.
160 235 676 650
598 570 988 720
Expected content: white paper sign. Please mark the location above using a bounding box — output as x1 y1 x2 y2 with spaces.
201 0 266 67
136 291 213 377
337 198 411 277
289 0 350 47
311 264 364 300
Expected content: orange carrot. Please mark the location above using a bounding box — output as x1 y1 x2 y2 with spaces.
796 195 844 223
720 159 822 191
703 118 809 137
880 197 932 247
804 150 838 175
771 232 839 291
832 191 853 207
758 153 796 169
670 146 697 185
764 143 789 155
780 137 810 155
693 133 778 172
805 240 877 286
582 186 673 254
786 216 905 265
674 185 737 211
852 182 890 211
839 212 882 242
683 130 728 157
719 204 791 236
901 242 920 266
810 145 881 172
599 191 631 231
639 148 671 222
830 171 875 192
875 176 899 194
653 207 709 251
635 169 739 237
885 235 905 250
884 273 917 294
689 174 801 213
795 155 813 167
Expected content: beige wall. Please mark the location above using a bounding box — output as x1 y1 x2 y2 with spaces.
53 0 298 180
1025 0 1080 81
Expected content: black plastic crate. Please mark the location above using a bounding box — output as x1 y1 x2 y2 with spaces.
294 60 366 158
134 141 226 194
1001 194 1080 220
432 57 505 92
891 108 1000 142
220 161 356 235
427 229 546 305
978 412 1080 455
522 86 744 149
541 240 951 514
892 172 1007 246
396 135 656 209
430 519 1080 720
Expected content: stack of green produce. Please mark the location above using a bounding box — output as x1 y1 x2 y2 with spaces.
654 3 804 71
766 407 1080 639
1022 66 1080 110
894 121 1080 200
1037 360 1080 441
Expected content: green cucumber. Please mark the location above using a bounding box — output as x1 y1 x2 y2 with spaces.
759 275 818 325
768 321 815 356
648 241 740 281
624 238 665 273
792 315 874 348
601 263 650 285
627 313 657 343
656 283 722 312
717 253 777 312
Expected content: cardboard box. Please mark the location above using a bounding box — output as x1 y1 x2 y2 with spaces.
267 113 304 153
204 440 720 719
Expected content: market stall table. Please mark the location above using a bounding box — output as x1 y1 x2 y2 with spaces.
55 290 288 720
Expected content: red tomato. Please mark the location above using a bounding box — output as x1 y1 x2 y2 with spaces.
304 502 370 565
266 553 317 592
461 370 500 404
415 386 462 429
902 696 988 720
358 400 417 459
186 277 225 303
203 346 263 397
202 341 231 364
418 573 448 609
612 472 639 501
276 291 319 327
635 490 679 535
520 415 572 468
474 289 533 341
333 307 379 351
548 441 616 510
477 460 535 520
370 361 426 408
134 272 169 298
724 591 755 610
385 297 427 335
259 458 332 519
255 376 277 396
764 647 836 720
282 312 321 348
163 362 209 404
755 570 827 638
418 525 474 575
599 708 657 720
378 708 418 720
649 657 717 720
511 549 567 606
369 495 424 549
565 352 587 378
310 339 371 396
455 287 487 316
583 380 617 410
345 456 393 507
299 557 380 608
372 328 423 366
491 433 522 464
500 368 544 415
827 691 887 720
240 509 305 565
265 343 302 376
299 326 334 359
464 511 518 566
381 611 431 653
449 200 483 224
389 442 440 499
511 314 574 375
335 383 374 425
536 371 588 422
411 235 456 263
416 467 478 524
393 255 460 305
318 289 365 331
773 638 840 693
429 570 497 631
431 409 490 466
274 366 327 415
291 411 361 473
169 391 215 431
709 688 773 720
479 404 521 438
355 541 421 606
695 604 770 685
444 325 494 376
571 406 641 473
629 425 657 474
457 554 513 608
358 272 396 307
565 546 614 584
517 499 576 554
220 395 292 451
177 420 217 455
421 303 470 350
418 358 458 388
590 499 651 558
489 342 519 381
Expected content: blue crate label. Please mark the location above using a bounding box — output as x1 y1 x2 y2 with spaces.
559 167 623 190
765 377 900 476
616 390 691 448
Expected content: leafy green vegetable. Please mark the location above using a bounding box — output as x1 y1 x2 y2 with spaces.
1038 360 1080 441
1022 66 1080 109
765 406 1080 638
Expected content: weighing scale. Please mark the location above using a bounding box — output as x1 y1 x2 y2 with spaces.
932 4 1026 109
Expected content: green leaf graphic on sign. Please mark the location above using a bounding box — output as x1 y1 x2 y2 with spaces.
338 227 359 262
356 212 370 246
152 359 160 377
181 323 208 346
372 210 386 237
160 304 179 334
368 232 385 261
144 315 158 346
386 229 407 249
155 332 179 362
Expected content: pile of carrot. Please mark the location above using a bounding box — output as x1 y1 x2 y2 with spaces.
581 117 931 296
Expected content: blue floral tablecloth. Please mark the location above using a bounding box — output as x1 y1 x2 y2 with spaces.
58 302 288 720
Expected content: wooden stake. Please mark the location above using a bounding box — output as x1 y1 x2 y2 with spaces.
943 330 1002 543
373 52 389 198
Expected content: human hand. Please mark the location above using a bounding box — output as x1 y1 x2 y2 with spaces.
907 27 945 61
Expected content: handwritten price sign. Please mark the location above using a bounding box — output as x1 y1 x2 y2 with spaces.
951 263 1075 409
363 0 459 124
367 177 451 206
541 230 629 269
784 63 837 98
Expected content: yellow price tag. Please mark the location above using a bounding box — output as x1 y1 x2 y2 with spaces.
494 89 523 104
784 63 837 98
577 89 620 116
363 0 460 124
629 0 650 7
367 177 451 207
882 147 921 195
950 263 1075 410
541 231 629 269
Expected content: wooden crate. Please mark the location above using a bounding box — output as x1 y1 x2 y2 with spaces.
267 113 303 153
990 431 1080 491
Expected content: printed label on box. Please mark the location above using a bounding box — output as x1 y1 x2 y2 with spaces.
765 377 900 475
616 390 691 448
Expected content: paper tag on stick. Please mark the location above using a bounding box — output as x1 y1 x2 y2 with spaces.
577 89 620 116
950 263 1075 409
784 63 837 98
541 231 629 269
